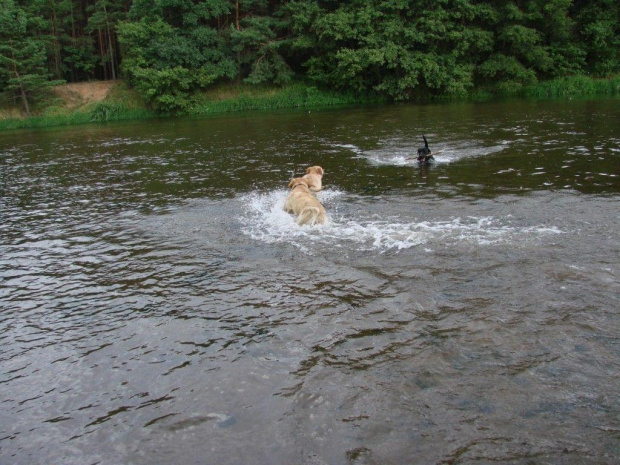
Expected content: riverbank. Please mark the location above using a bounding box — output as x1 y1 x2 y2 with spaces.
0 81 377 131
1 75 619 132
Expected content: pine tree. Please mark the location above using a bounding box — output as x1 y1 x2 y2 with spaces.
230 0 293 86
86 0 125 80
0 0 64 116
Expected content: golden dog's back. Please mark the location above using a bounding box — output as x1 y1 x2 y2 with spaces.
284 178 327 226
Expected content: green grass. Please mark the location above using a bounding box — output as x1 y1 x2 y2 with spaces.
467 74 620 101
0 112 89 130
522 75 620 98
190 83 380 115
0 107 155 131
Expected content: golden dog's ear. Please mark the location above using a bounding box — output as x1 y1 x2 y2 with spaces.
288 178 296 188
317 166 324 175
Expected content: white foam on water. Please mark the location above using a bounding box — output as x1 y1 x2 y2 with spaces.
362 149 417 167
97 137 177 148
360 143 507 167
331 143 364 155
320 139 508 167
239 191 563 254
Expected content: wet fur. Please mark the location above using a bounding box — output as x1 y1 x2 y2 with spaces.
284 177 327 226
301 166 324 192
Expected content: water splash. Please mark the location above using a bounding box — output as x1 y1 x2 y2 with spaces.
239 191 562 253
359 141 507 166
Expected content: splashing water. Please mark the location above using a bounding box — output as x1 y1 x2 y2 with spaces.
331 138 509 167
239 190 563 253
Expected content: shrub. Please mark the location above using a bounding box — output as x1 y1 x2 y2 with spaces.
90 101 128 122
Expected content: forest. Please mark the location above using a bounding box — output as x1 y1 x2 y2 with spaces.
1 0 619 115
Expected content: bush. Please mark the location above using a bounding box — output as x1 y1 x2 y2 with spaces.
90 101 128 122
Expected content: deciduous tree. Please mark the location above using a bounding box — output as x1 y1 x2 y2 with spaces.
117 0 236 112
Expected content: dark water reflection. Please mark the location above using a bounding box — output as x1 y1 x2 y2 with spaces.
1 98 619 464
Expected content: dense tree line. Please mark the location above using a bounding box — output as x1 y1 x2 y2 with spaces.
1 0 619 114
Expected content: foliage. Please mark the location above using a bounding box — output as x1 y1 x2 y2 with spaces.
0 0 65 116
230 15 293 86
89 100 128 122
117 1 237 113
84 0 127 80
573 0 620 76
278 0 618 100
2 0 620 117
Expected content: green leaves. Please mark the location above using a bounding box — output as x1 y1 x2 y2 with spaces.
574 0 620 76
2 0 620 117
0 0 65 115
230 15 293 86
478 54 538 94
118 12 235 113
285 0 481 100
119 1 297 112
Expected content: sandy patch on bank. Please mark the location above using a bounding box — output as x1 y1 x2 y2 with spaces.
53 80 120 108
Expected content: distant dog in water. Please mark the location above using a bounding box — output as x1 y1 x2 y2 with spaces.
417 135 434 164
302 166 324 192
284 177 327 226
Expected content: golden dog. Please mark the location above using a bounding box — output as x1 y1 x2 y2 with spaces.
284 177 327 226
302 166 324 192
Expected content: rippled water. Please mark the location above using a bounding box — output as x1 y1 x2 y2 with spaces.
1 99 619 464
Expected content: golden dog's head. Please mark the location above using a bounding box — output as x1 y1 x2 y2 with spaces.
305 166 324 176
288 177 309 189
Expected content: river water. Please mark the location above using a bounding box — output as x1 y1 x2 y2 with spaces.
1 98 619 464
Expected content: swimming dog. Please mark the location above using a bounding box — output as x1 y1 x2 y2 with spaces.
284 177 327 226
417 135 434 164
301 166 324 192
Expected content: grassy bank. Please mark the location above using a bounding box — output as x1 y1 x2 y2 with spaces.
0 82 376 132
1 75 618 132
469 74 620 100
191 83 378 115
523 74 620 98
0 81 154 131
0 106 155 131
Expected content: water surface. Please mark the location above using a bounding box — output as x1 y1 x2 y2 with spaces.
1 98 619 464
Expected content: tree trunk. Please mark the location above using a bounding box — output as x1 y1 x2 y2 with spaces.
51 11 62 78
69 1 77 82
235 1 240 31
103 3 117 80
98 29 108 80
19 84 30 117
106 29 117 80
13 64 31 117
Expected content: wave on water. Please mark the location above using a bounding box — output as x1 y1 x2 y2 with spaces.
360 143 507 166
239 190 562 254
324 139 508 166
96 137 187 148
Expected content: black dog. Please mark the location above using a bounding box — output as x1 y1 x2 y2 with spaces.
417 135 434 164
